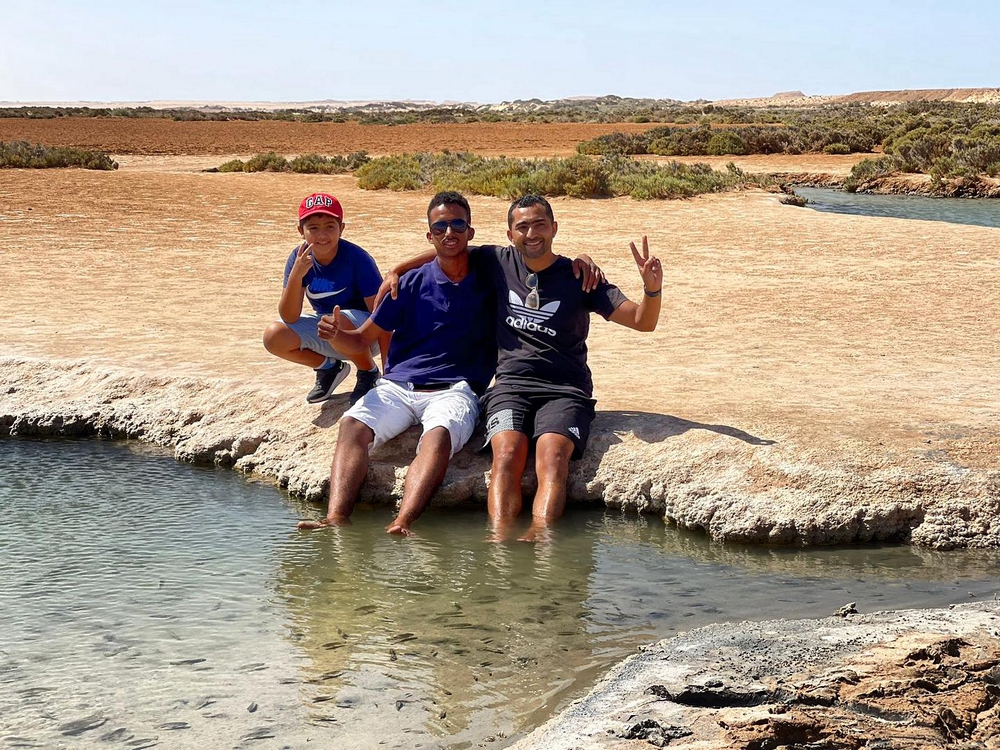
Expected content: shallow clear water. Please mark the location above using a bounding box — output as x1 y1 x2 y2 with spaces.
2 439 998 749
796 187 1000 228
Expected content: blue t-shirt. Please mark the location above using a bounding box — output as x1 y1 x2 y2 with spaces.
283 239 382 316
371 255 497 395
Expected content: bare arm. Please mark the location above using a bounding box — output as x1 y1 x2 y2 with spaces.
608 236 662 333
318 305 387 356
374 250 437 307
278 243 313 323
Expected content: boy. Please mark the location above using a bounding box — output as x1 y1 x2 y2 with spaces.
262 193 385 404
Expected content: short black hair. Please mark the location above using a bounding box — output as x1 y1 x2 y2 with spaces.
507 194 554 227
427 191 471 223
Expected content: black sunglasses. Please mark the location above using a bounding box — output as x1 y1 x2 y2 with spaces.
429 218 470 236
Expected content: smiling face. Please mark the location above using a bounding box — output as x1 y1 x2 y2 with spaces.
507 204 558 263
426 202 474 259
297 213 343 260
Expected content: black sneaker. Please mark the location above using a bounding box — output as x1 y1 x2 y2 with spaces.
306 361 351 403
349 367 380 405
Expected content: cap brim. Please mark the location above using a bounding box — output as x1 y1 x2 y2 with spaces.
299 208 343 221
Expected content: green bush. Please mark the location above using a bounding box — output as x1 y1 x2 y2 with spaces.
355 155 424 190
243 151 288 172
822 143 851 155
214 151 370 174
217 158 245 172
706 131 748 156
0 141 118 169
289 151 370 174
843 156 904 192
354 151 762 201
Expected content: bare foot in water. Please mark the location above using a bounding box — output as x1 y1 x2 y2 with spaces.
518 520 553 543
486 518 519 543
385 517 414 536
296 515 351 530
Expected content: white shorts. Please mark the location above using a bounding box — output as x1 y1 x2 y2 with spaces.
342 379 480 457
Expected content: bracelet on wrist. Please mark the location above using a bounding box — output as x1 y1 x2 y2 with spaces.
644 287 662 298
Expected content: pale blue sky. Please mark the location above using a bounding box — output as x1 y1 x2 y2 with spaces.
2 0 997 103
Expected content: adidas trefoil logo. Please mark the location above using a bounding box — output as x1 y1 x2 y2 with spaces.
506 291 559 336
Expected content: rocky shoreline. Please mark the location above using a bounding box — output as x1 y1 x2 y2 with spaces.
4 356 998 550
512 601 1000 749
776 171 1000 198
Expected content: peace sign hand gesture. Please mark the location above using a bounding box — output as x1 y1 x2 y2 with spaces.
630 236 661 294
288 242 314 281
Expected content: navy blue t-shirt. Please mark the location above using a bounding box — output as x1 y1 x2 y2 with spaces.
371 255 497 395
473 245 626 398
283 239 382 316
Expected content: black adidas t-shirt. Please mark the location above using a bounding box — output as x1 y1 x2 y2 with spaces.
472 245 626 398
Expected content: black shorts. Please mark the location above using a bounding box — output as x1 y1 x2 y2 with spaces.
481 382 596 460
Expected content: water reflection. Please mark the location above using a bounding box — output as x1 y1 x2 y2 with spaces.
274 512 608 748
3 439 998 750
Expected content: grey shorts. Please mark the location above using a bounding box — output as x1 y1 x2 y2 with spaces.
285 310 377 361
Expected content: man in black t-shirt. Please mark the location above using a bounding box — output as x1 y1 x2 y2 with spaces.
481 195 663 541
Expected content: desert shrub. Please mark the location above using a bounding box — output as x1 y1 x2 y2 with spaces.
354 152 758 200
289 151 370 174
823 143 851 155
604 156 753 200
843 156 904 192
217 158 245 172
214 151 370 174
355 155 424 190
0 141 118 169
577 131 646 156
706 130 748 155
951 137 1000 176
242 151 288 172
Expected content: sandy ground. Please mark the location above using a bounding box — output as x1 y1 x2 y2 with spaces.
2 123 1000 748
1 155 998 548
659 152 869 176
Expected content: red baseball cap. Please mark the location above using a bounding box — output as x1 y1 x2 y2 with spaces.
298 193 344 222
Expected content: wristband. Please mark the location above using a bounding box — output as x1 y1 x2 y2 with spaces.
644 288 662 298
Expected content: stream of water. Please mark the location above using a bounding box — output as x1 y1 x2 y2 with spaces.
2 438 998 749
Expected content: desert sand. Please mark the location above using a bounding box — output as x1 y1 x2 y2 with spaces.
2 118 1000 748
0 117 656 157
2 139 998 549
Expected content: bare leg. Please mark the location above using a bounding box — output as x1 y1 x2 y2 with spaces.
520 433 574 542
297 417 374 529
263 322 324 368
487 431 529 541
386 427 452 536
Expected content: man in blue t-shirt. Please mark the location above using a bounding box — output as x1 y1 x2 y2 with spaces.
295 192 495 536
262 193 386 405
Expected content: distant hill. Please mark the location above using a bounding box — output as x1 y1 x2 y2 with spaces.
713 88 1000 107
2 89 998 116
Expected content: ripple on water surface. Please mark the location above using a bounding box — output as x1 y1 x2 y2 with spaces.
2 438 998 749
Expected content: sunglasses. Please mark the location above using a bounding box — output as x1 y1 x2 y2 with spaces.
429 218 470 236
525 273 539 310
